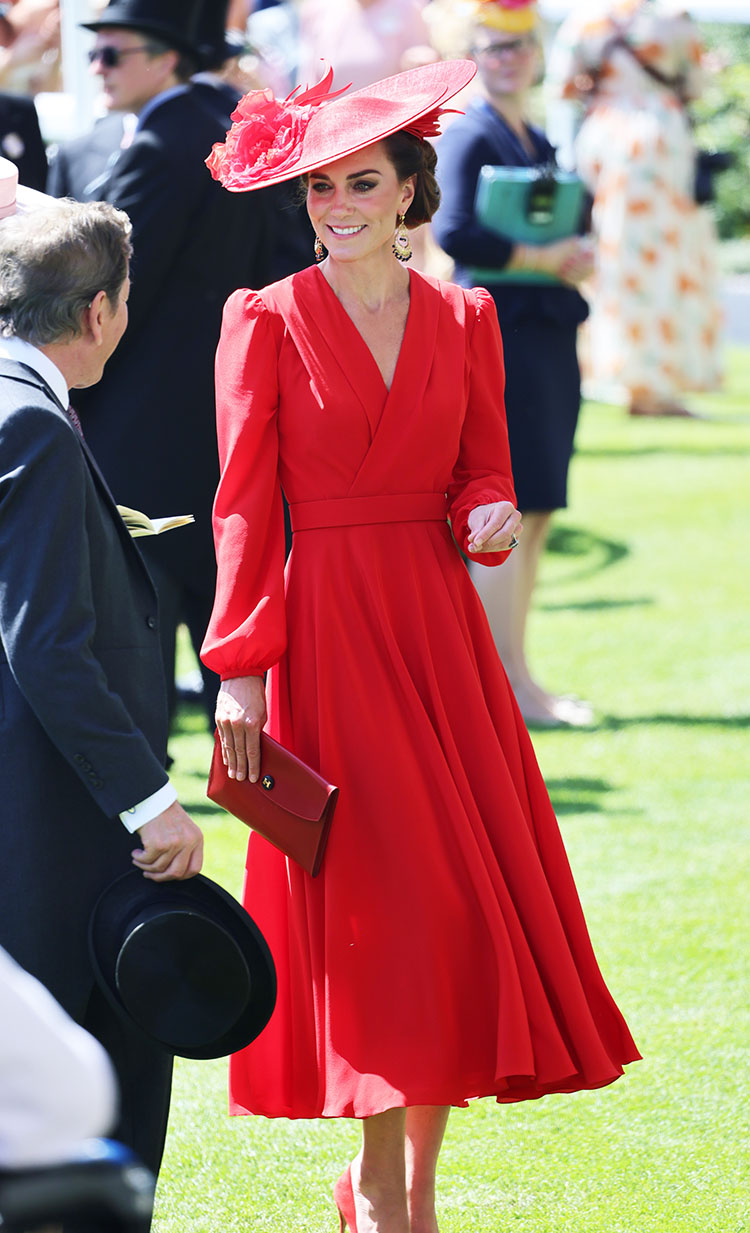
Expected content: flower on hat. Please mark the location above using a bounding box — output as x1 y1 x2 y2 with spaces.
206 67 350 192
206 60 477 192
206 89 312 189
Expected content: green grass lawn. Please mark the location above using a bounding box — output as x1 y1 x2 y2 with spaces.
159 347 750 1232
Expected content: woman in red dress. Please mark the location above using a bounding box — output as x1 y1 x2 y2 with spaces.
201 53 639 1233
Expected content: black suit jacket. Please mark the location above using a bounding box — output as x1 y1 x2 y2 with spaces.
0 359 169 1013
54 86 273 590
46 111 126 200
0 92 47 191
190 73 242 120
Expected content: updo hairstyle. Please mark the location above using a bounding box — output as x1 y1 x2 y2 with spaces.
383 131 440 228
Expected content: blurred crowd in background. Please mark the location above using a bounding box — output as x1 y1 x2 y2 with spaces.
0 0 744 731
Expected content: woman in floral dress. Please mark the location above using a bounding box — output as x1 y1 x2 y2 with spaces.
546 0 722 416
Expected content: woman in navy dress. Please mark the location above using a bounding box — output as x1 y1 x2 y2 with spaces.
430 0 594 727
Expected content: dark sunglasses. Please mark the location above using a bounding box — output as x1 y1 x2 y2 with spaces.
87 44 152 68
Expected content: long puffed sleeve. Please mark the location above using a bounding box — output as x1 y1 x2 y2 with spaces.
201 289 287 679
447 287 517 569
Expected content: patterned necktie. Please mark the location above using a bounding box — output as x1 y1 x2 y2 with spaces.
66 404 84 437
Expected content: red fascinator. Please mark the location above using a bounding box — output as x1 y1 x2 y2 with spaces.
206 59 477 192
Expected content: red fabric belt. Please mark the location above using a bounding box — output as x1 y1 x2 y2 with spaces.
289 493 448 532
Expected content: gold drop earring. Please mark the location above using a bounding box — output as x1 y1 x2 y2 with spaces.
392 214 412 262
314 235 326 262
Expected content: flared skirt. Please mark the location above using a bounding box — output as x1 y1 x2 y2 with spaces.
229 519 639 1118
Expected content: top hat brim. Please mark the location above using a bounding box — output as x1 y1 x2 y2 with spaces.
212 59 477 193
80 17 200 59
89 872 276 1060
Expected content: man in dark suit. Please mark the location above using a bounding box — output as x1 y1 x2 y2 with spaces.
46 109 129 200
0 91 47 190
49 0 272 732
191 0 246 118
191 0 315 285
0 197 203 1207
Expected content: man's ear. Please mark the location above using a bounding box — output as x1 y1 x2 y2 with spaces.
84 289 108 346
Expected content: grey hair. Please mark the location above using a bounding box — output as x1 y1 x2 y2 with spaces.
0 199 132 345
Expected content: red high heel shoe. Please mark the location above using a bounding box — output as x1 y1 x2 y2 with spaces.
333 1166 357 1232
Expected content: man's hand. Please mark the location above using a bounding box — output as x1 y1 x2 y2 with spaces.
131 802 203 882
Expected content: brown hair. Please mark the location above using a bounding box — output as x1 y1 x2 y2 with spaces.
142 33 197 83
382 132 440 227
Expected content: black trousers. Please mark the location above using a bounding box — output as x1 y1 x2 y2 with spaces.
62 984 173 1232
84 983 174 1178
143 559 220 732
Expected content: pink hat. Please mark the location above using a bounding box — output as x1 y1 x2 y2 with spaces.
206 60 477 193
0 158 56 219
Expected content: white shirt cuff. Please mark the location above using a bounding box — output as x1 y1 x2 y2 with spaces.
119 781 178 832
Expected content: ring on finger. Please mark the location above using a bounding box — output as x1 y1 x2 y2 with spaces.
507 535 519 550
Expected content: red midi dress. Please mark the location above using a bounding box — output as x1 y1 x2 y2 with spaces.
202 264 640 1119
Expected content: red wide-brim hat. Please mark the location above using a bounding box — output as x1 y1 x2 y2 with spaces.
206 59 477 193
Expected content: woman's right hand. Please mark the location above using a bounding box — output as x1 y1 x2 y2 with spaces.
215 675 267 783
513 236 595 286
541 236 595 285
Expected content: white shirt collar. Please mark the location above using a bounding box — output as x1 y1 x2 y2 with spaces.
0 335 69 409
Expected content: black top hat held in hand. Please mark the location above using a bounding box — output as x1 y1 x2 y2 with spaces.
80 0 204 59
89 872 276 1059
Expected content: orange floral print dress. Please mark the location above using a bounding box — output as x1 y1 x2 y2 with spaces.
546 0 722 405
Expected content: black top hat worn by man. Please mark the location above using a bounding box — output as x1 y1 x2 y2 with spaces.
0 197 203 1219
47 0 273 734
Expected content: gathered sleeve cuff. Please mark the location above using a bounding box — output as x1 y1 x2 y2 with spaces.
200 289 287 680
447 288 517 569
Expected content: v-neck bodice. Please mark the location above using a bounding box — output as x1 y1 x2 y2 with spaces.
262 265 449 502
313 263 413 401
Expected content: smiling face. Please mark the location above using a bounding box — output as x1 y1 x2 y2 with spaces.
306 141 416 265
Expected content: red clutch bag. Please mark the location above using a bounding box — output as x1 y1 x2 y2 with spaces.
206 731 339 877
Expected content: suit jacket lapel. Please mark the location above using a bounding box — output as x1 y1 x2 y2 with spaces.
0 361 157 590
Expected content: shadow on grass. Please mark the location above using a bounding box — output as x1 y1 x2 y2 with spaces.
545 776 613 815
543 525 629 584
578 442 749 459
539 596 654 613
597 713 750 730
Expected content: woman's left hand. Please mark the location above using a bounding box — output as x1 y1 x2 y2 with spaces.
466 501 522 554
